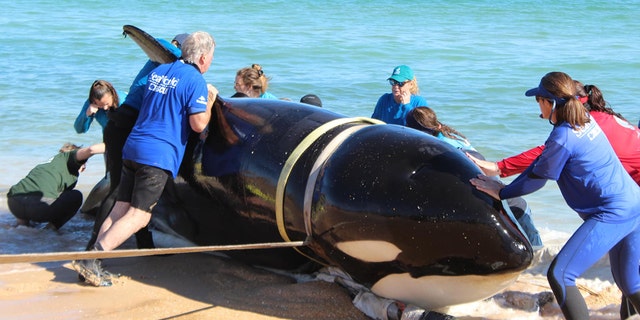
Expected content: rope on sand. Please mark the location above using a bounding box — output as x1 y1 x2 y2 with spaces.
577 283 602 296
0 241 306 264
517 278 608 300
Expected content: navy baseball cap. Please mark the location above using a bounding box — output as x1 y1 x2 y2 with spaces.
172 33 190 49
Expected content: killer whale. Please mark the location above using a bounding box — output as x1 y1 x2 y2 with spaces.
115 25 534 309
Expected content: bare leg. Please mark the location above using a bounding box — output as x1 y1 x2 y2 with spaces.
96 206 152 251
98 201 131 236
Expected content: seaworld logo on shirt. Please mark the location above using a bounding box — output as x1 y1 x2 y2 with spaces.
196 95 207 106
148 72 180 94
572 119 602 141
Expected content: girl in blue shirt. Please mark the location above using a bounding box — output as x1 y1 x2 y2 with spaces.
74 80 125 134
74 80 126 183
471 71 640 319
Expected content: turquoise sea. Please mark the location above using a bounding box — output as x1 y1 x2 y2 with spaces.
1 0 639 252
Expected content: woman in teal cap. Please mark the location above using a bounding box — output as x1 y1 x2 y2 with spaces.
371 65 427 125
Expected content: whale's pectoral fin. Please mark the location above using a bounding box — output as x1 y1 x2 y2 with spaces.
80 175 110 215
209 96 240 146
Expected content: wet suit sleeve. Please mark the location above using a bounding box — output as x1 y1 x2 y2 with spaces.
74 99 94 133
66 150 86 174
499 158 548 199
497 145 545 178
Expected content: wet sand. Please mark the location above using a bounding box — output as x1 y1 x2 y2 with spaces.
0 253 368 320
0 191 631 320
0 247 631 320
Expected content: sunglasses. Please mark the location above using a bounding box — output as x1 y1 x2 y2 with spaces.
535 96 553 103
389 79 410 87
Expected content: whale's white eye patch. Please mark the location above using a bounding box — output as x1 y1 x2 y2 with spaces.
335 240 401 262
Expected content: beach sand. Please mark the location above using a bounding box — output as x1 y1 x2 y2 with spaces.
0 245 633 320
0 253 368 320
0 190 632 320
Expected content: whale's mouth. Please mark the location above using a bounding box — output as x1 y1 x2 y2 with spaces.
498 200 534 246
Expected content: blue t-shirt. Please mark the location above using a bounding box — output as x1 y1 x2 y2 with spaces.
123 60 208 177
260 91 278 99
122 60 158 111
508 117 640 222
122 38 182 111
371 93 428 125
74 91 127 133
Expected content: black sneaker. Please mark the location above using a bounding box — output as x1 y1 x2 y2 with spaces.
102 268 121 279
72 259 112 287
77 262 120 282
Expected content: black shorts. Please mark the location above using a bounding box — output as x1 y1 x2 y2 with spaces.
117 160 170 212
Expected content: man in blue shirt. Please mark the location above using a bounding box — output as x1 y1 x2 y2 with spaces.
73 31 218 287
85 34 186 252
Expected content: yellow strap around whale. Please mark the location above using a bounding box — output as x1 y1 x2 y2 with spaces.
274 117 384 242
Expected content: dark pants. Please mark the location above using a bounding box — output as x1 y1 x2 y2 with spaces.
8 190 82 229
86 106 155 249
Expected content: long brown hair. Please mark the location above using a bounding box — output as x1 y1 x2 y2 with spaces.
406 106 468 142
88 80 119 109
575 80 626 121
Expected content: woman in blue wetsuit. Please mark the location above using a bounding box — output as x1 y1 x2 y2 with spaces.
371 65 427 125
471 71 640 319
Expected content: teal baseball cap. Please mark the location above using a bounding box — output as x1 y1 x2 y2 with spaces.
387 65 414 82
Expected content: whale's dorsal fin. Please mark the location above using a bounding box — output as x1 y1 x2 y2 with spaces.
122 25 177 64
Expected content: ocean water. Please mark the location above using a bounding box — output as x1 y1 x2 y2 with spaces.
1 0 639 254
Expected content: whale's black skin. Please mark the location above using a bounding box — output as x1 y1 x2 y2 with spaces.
148 97 533 308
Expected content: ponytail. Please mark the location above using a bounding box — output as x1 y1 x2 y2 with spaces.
583 84 627 121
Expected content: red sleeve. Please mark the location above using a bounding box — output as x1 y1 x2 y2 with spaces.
497 145 545 177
